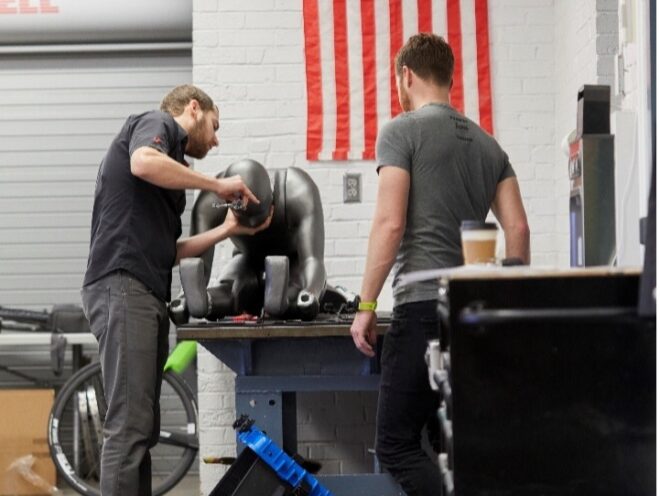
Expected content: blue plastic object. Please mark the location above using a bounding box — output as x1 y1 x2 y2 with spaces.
235 416 333 496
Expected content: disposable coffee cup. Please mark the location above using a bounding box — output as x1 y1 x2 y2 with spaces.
460 221 498 265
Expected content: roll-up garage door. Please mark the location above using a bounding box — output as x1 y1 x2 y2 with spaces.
0 49 192 309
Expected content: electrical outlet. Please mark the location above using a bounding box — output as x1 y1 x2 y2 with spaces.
343 173 361 203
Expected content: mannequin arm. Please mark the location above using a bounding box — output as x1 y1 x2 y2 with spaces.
294 214 327 298
286 168 327 300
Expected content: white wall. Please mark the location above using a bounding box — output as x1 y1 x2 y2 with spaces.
194 0 561 283
489 0 556 266
613 0 653 266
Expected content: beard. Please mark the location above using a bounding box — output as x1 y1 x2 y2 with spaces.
185 119 209 159
399 85 412 112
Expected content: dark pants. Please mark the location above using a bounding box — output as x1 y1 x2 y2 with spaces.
376 300 443 496
81 271 170 496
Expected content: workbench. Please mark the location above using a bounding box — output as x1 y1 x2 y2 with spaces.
178 316 405 496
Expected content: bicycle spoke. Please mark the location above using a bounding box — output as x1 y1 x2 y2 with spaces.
82 458 100 482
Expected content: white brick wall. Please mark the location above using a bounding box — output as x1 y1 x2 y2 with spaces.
553 0 618 266
490 1 557 266
196 347 236 492
610 0 653 266
190 1 624 492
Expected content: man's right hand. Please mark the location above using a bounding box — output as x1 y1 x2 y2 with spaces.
216 175 259 207
350 310 377 357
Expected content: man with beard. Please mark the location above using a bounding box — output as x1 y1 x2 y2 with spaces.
350 34 530 495
81 85 271 495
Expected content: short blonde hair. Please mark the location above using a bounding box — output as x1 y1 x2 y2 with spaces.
160 84 215 116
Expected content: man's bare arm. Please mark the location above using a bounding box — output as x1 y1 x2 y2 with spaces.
175 208 273 265
130 146 259 204
350 166 409 357
359 166 410 302
491 177 530 264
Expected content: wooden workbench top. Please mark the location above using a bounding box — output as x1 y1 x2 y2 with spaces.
177 316 391 340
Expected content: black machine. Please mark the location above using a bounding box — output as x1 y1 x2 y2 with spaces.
568 85 616 266
432 270 655 495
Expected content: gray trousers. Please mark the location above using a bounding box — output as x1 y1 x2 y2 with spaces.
81 270 170 496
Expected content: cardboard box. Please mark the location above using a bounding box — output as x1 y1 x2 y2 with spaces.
0 390 56 496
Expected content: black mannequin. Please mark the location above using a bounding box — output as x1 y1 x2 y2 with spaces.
178 159 327 320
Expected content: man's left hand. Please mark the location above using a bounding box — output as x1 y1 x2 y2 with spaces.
224 206 273 237
350 311 377 357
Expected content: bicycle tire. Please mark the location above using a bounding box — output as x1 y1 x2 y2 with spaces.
48 362 198 496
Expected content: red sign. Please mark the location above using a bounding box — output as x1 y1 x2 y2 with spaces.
0 0 59 14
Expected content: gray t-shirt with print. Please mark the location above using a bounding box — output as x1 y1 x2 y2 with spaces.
376 103 515 306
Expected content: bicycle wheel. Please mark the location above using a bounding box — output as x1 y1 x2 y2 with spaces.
48 362 198 495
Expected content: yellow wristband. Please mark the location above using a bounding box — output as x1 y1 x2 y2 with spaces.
358 300 377 312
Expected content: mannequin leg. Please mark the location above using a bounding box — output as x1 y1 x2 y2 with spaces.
264 256 290 317
179 258 211 318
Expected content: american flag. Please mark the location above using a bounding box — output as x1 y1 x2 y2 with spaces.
303 0 493 161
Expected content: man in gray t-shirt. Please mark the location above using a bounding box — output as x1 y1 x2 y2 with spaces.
350 34 529 496
378 102 516 306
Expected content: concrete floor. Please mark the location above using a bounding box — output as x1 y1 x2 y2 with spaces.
58 475 201 495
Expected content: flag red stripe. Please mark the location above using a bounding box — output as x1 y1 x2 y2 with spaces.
302 0 323 161
389 0 403 118
303 1 493 160
418 0 432 33
475 0 493 134
361 0 377 160
446 0 464 113
332 0 350 160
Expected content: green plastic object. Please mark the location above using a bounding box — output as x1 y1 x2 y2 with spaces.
164 341 197 373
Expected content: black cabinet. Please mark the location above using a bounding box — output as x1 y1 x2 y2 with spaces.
434 269 655 496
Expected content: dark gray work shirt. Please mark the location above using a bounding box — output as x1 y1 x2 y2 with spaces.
376 103 515 306
83 111 188 302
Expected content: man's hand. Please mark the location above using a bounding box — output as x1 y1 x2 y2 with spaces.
216 175 260 207
350 311 377 357
223 206 274 237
